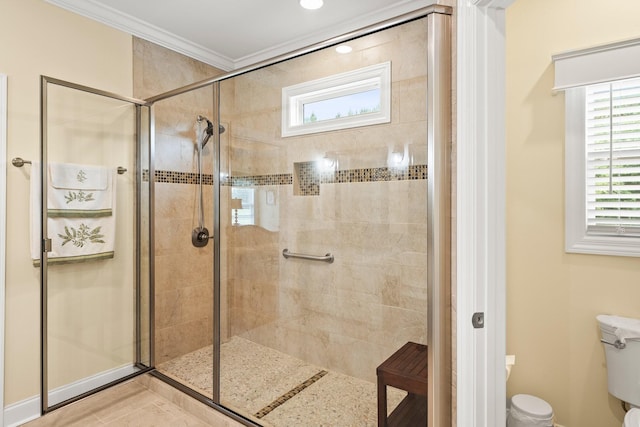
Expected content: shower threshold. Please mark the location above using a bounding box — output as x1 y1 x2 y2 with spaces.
157 336 406 426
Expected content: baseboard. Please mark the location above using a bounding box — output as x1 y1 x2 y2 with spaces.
4 398 39 427
4 364 137 427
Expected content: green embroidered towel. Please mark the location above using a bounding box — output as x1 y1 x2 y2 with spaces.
30 162 116 265
48 162 113 218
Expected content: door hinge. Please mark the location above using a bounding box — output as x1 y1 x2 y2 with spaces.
43 238 52 253
472 312 485 329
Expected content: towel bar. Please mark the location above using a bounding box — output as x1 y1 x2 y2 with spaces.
12 158 127 174
282 248 334 263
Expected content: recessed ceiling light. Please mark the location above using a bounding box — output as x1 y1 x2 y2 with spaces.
336 45 352 54
300 0 323 10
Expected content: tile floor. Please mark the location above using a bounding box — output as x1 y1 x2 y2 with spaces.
22 376 243 427
158 336 406 426
23 337 407 427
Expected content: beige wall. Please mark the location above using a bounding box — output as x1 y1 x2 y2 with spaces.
1 0 133 405
506 1 640 426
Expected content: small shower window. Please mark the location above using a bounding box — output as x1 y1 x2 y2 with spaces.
282 62 391 137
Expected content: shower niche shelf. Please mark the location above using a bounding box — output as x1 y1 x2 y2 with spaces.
293 161 320 196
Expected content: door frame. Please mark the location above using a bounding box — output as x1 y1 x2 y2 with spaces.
0 72 7 427
456 0 514 425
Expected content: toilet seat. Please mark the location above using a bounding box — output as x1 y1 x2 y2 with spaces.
624 408 640 427
508 394 554 427
511 394 553 418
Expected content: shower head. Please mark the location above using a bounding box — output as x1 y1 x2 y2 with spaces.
197 115 225 149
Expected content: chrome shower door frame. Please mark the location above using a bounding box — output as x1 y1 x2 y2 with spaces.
426 11 452 427
39 76 153 414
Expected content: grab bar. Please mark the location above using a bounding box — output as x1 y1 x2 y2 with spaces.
12 157 128 174
601 339 626 350
282 248 334 264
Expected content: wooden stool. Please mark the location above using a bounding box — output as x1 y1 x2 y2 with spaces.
376 342 428 426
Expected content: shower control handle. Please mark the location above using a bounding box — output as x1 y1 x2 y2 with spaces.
192 227 211 247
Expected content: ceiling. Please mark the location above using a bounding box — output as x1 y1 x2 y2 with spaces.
46 0 435 70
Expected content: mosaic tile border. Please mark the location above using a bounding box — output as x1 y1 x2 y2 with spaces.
229 173 293 187
154 169 214 185
146 164 427 187
254 370 329 419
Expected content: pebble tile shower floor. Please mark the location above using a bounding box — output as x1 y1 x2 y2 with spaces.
158 336 406 426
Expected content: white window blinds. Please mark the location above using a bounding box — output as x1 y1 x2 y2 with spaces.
585 77 640 235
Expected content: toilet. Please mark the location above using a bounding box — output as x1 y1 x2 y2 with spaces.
507 394 554 427
597 314 640 427
625 409 640 427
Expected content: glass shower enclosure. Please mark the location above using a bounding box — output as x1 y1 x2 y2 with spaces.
150 6 451 426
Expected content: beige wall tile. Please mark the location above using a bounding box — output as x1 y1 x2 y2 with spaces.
134 18 433 388
222 18 431 383
133 36 222 368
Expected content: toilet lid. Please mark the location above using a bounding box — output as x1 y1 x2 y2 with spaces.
511 394 553 418
625 408 640 426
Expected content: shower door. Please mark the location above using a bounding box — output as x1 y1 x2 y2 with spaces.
39 76 152 412
148 83 219 404
216 15 437 426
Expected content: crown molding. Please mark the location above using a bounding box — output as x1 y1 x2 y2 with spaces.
46 0 437 71
45 0 234 70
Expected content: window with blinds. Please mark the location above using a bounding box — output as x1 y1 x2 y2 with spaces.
585 77 640 237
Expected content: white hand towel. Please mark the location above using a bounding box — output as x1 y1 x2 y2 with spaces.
31 162 116 265
48 162 113 218
49 162 108 190
45 216 115 265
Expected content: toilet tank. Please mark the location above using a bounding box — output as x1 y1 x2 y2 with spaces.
597 315 640 407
